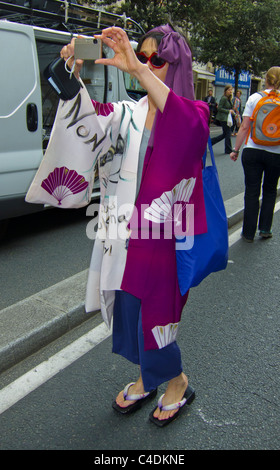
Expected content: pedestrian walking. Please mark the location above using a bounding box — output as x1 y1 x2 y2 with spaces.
58 25 209 426
211 85 235 154
232 90 242 136
230 67 280 242
203 89 216 122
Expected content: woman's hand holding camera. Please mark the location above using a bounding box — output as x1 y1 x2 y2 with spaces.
60 37 84 79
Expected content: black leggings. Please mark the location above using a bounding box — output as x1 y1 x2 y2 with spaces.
241 147 280 239
211 121 232 154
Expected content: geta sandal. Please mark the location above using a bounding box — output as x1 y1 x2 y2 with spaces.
149 385 195 427
112 382 157 415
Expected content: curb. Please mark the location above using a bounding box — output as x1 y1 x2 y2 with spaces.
0 270 94 374
225 193 244 228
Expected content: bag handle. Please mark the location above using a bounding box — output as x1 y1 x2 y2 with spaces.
203 136 217 170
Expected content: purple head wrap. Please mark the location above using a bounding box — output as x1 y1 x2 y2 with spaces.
149 24 194 100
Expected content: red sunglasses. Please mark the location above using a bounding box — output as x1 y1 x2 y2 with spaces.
136 52 166 69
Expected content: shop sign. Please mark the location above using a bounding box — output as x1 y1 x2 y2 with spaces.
215 68 251 88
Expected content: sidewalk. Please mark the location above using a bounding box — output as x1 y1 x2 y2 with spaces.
0 185 279 375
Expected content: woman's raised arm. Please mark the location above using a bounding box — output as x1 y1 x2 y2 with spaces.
94 27 170 113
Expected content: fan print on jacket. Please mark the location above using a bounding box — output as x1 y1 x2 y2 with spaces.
41 166 89 205
26 91 138 209
152 323 179 349
144 177 196 229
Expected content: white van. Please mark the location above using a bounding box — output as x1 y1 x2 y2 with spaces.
0 1 145 223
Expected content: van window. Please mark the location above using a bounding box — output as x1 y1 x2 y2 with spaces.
36 40 107 149
80 62 107 103
36 40 61 149
123 72 147 101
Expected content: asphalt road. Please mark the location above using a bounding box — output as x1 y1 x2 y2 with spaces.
0 211 279 450
0 206 93 309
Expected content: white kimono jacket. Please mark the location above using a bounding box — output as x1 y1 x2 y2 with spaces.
26 84 149 328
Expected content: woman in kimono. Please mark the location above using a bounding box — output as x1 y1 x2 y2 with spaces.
59 25 210 426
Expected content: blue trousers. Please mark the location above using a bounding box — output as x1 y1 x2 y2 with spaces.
112 290 183 392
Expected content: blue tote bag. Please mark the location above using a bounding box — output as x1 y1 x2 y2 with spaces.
176 137 228 295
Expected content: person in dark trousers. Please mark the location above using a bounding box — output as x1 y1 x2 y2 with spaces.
230 67 280 242
203 89 216 121
211 85 235 154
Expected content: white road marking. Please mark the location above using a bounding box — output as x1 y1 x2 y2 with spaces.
229 228 242 247
275 200 280 213
0 322 112 415
1 200 279 416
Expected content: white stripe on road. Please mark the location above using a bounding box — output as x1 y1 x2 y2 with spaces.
0 201 279 416
229 228 242 247
0 322 112 416
274 200 280 213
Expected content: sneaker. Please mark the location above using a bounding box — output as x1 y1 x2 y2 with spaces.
241 233 254 243
259 230 272 239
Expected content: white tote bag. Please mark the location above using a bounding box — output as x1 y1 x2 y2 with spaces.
26 85 97 208
227 112 233 127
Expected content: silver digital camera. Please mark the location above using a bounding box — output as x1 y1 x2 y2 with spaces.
74 37 102 60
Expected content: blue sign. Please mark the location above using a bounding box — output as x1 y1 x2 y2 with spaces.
215 68 251 89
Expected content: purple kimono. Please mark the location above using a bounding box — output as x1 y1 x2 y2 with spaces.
121 90 209 350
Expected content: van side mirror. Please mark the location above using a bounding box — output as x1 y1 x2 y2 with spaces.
26 103 38 132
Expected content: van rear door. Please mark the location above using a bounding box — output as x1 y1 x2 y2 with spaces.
0 21 42 219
